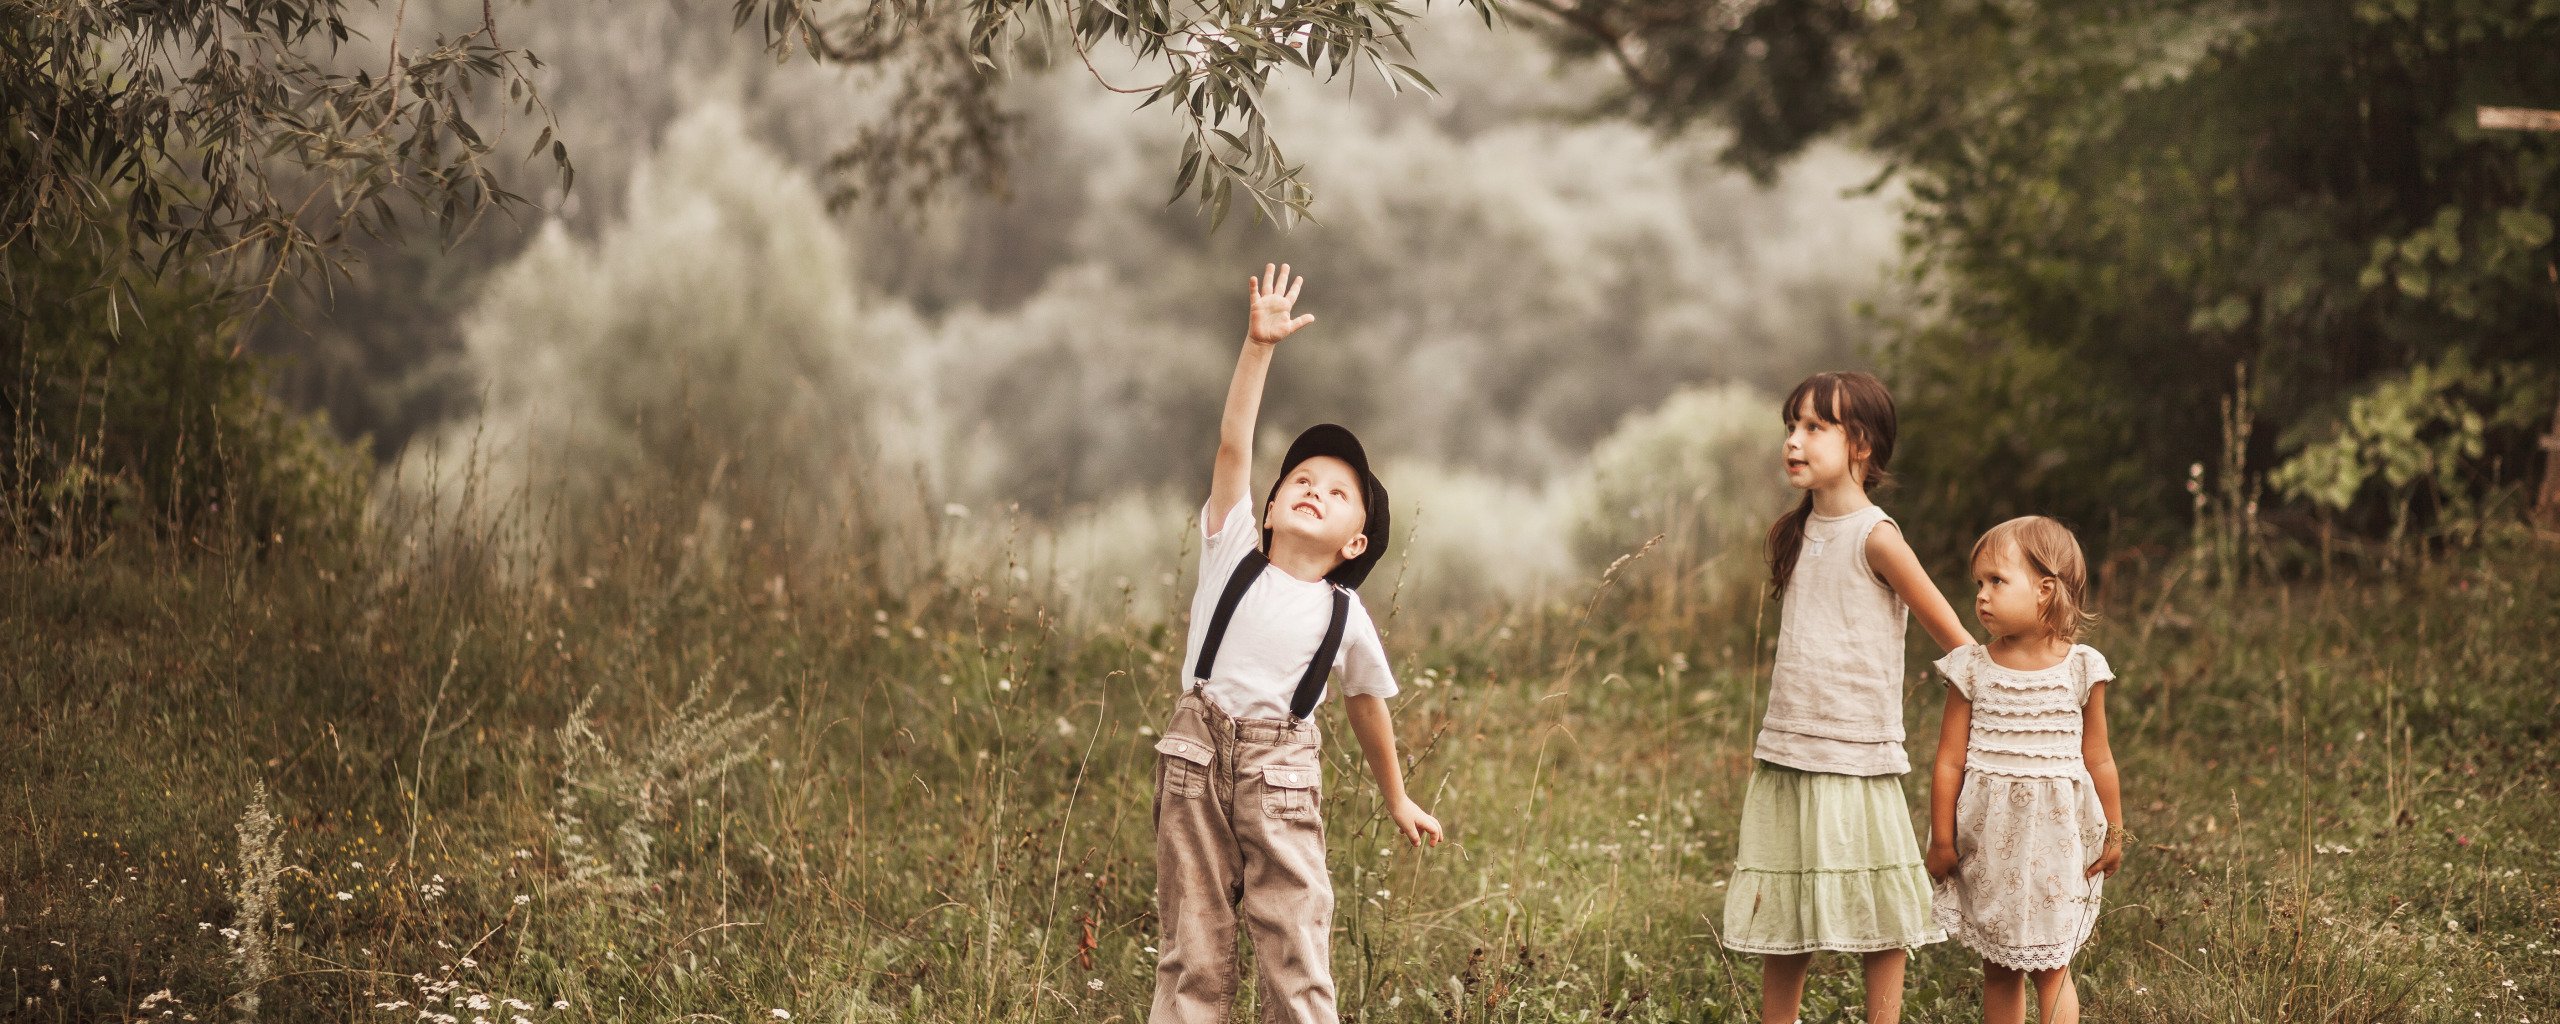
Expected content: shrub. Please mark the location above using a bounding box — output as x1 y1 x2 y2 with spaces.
2 238 368 555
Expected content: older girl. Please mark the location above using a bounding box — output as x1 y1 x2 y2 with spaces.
1723 372 1975 1024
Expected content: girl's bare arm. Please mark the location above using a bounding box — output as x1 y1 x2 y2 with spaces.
1926 689 1972 880
2083 680 2124 877
1867 521 1976 653
1209 264 1314 528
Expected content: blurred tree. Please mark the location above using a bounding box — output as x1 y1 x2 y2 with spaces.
1512 0 1877 182
4 0 563 548
1523 0 2560 554
1873 1 2560 555
4 0 1499 549
0 0 568 297
2 237 369 551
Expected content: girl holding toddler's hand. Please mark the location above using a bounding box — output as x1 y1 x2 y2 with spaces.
1722 372 1975 1024
1926 517 2125 1024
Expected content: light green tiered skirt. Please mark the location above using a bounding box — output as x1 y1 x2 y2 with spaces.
1721 761 1945 955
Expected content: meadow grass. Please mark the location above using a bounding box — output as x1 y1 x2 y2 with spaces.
4 492 2556 1024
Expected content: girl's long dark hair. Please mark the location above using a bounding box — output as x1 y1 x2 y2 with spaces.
1767 371 1899 598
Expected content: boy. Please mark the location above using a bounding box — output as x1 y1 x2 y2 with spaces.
1149 264 1444 1024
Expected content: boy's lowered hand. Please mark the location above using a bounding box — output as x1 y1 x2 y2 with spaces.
1344 694 1441 849
1391 797 1444 848
1246 263 1315 346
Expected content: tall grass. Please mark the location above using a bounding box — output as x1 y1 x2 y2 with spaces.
4 453 2555 1023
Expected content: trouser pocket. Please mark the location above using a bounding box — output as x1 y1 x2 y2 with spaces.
1156 735 1212 800
1259 763 1320 820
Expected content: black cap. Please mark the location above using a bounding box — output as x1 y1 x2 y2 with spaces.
1260 423 1391 590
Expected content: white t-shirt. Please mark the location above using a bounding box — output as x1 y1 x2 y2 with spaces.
1179 499 1398 720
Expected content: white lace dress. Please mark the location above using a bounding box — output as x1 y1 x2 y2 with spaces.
1930 645 2113 971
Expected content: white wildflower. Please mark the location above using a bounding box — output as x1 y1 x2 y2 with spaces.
376 1001 412 1011
464 992 490 1009
459 958 478 969
512 895 530 906
334 892 355 901
552 1001 570 1010
1088 979 1105 992
140 989 180 1009
771 1010 792 1020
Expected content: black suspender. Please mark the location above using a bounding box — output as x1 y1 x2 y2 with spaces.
1190 550 1353 721
1293 588 1351 721
1191 549 1268 685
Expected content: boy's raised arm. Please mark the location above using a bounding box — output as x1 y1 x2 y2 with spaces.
1208 264 1315 530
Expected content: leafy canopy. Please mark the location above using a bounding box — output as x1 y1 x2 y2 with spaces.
1518 0 2560 549
4 0 1495 304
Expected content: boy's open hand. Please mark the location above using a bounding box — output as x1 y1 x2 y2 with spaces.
1246 263 1315 346
1391 796 1444 848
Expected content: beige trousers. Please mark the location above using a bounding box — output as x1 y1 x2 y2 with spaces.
1149 692 1335 1024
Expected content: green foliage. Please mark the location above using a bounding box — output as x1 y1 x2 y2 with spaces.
1512 0 2560 550
0 0 567 292
2 238 367 553
1864 0 2560 553
2267 354 2553 539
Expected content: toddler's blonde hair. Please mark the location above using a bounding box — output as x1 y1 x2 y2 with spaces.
1970 516 2096 643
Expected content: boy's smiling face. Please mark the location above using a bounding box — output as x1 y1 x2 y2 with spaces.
1264 455 1369 567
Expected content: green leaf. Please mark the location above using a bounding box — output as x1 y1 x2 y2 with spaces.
2498 207 2554 249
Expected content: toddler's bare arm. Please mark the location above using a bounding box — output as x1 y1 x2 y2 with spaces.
2082 681 2124 877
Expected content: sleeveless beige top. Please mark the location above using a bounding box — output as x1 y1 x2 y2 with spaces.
1753 504 1911 776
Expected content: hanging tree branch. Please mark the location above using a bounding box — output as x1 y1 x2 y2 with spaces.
741 0 1498 228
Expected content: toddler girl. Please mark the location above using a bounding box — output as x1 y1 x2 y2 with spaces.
1723 372 1976 1024
1926 516 2126 1024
